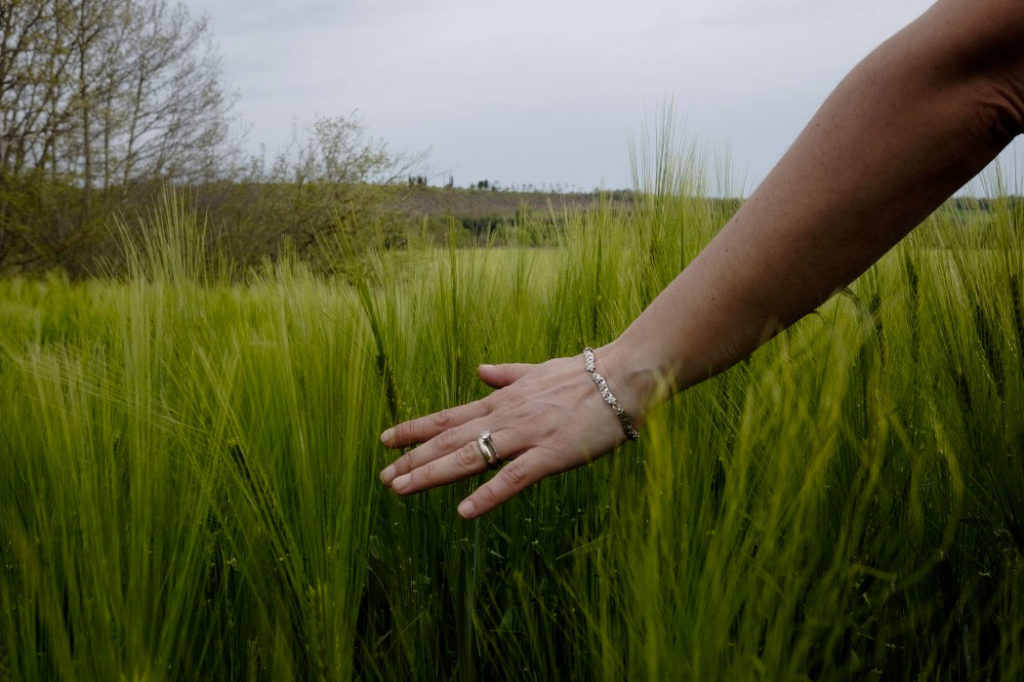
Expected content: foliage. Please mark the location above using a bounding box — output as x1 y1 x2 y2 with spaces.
0 117 431 276
0 0 230 185
0 0 232 269
0 184 1022 680
197 114 426 268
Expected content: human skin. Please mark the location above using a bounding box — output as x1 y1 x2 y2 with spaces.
379 0 1024 519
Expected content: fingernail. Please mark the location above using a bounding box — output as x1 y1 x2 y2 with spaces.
379 465 395 484
380 428 395 445
478 364 494 371
457 500 476 518
392 474 410 492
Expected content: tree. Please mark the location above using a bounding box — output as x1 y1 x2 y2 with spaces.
265 114 412 188
104 0 232 186
215 113 424 256
0 0 233 268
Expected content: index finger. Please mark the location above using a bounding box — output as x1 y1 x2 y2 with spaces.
380 399 492 448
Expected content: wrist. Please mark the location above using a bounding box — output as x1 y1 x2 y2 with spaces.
593 337 675 431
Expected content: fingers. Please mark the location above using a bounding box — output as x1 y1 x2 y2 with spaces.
381 422 482 485
477 362 534 388
456 451 550 519
380 399 490 448
389 429 521 496
379 362 532 448
377 354 609 519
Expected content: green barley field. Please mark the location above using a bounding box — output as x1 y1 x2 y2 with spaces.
1 181 1023 680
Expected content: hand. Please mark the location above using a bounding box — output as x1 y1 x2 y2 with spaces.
378 347 641 519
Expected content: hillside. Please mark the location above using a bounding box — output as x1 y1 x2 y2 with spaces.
387 186 636 219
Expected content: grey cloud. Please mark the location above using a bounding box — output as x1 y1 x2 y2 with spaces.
186 0 1018 192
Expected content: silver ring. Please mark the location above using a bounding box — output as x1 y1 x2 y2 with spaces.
477 431 499 468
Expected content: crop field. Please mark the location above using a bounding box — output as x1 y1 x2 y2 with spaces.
1 189 1022 680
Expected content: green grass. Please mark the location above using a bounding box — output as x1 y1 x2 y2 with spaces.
1 187 1022 680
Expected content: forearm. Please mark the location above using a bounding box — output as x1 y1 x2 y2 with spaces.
605 0 1024 417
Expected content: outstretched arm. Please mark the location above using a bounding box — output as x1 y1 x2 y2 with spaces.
380 0 1024 519
604 0 1024 410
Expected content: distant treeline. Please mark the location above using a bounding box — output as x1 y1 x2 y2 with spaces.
0 178 649 277
3 174 1022 279
950 196 1024 212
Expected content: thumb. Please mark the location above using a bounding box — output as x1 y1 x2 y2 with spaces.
478 362 534 388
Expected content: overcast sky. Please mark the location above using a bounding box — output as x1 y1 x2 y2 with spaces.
188 0 1021 194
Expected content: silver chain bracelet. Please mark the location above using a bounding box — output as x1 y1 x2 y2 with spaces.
583 347 640 441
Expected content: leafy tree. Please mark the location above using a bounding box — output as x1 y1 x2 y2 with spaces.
0 0 232 269
199 114 424 264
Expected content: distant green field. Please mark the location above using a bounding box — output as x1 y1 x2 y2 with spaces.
1 191 1022 680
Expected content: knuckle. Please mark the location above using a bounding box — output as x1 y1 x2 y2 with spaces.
393 422 414 443
396 449 420 473
432 408 455 430
502 459 532 489
404 448 424 469
437 428 461 450
392 454 412 476
414 462 437 487
456 444 479 468
476 484 499 508
398 420 428 445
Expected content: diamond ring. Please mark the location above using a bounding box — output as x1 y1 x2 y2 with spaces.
477 431 499 468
